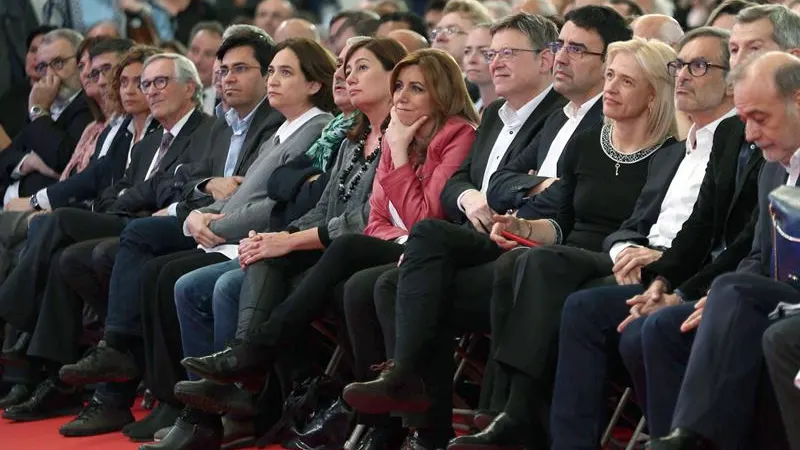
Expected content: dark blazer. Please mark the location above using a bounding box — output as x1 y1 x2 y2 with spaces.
172 100 285 219
440 89 567 224
46 116 161 209
96 109 211 214
0 91 94 194
487 97 603 213
603 140 687 249
738 161 784 277
641 117 766 298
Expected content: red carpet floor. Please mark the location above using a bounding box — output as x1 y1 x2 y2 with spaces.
0 403 277 450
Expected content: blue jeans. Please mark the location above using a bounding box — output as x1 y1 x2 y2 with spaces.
174 258 244 380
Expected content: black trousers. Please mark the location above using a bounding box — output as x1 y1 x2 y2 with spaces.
0 208 128 330
246 234 404 349
26 237 117 365
763 314 800 449
141 249 228 405
672 273 794 450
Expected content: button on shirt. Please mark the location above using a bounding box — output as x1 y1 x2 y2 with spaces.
537 92 603 178
609 109 737 263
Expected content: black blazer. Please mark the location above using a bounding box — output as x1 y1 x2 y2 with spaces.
641 116 765 298
738 161 784 277
487 97 603 213
97 109 212 214
603 140 687 249
173 100 285 219
0 91 94 194
439 89 567 224
46 116 161 209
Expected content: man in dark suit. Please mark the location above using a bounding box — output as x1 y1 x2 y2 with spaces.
646 51 800 450
0 28 93 198
0 53 213 425
547 24 769 448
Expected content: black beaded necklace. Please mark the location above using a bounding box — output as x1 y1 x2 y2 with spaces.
337 128 382 202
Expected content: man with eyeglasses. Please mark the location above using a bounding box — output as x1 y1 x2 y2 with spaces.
546 22 771 448
0 29 92 206
187 22 224 117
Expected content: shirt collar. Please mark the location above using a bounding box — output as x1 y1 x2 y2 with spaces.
166 108 195 137
275 106 326 143
563 92 602 122
498 85 553 128
128 114 154 135
784 148 800 172
225 95 267 136
687 108 737 153
52 89 81 118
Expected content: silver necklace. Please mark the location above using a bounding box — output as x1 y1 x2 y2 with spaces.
600 123 669 176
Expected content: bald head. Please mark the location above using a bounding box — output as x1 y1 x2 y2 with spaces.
274 18 320 42
632 14 684 46
388 29 429 52
513 0 557 16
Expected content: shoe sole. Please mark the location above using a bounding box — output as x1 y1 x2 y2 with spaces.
60 421 133 438
222 436 256 450
342 386 430 415
447 443 524 450
181 360 240 386
173 383 256 416
59 369 136 386
3 405 83 422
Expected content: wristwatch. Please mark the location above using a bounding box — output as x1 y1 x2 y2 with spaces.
29 105 49 121
29 195 42 211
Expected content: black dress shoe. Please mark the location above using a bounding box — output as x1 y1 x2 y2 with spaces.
472 410 497 432
139 412 223 450
447 413 528 450
59 340 139 385
353 424 408 450
651 428 716 450
1 331 30 357
0 384 31 409
284 398 355 450
123 402 183 442
59 398 135 436
180 343 270 388
2 379 83 422
342 361 430 414
174 379 256 416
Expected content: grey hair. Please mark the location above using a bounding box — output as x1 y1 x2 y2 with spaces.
737 4 800 51
143 53 203 105
223 24 276 46
42 28 84 53
490 12 558 51
484 0 512 19
678 26 730 68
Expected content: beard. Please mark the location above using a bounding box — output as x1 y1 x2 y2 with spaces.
56 81 79 103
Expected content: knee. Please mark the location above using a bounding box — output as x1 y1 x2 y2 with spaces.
762 321 792 361
213 270 244 307
174 271 196 311
373 269 398 320
493 248 526 280
59 244 90 277
560 290 594 327
91 239 119 277
119 217 161 249
344 270 378 317
406 219 448 250
618 319 645 365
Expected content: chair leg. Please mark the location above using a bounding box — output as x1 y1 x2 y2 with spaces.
601 387 632 447
345 424 366 450
625 416 647 450
324 345 343 376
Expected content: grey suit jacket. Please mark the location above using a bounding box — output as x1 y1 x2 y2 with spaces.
738 161 785 276
202 112 333 241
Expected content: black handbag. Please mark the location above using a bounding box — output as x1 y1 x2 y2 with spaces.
768 185 800 288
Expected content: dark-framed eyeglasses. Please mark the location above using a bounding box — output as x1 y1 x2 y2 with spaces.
216 64 262 78
35 55 76 75
481 47 543 64
667 58 729 77
430 26 467 40
139 76 172 93
547 41 604 59
88 64 114 83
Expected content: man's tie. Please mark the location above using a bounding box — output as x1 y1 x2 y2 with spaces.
147 131 174 179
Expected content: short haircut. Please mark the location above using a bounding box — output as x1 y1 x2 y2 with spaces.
609 0 644 17
737 4 800 51
677 26 731 68
490 13 559 51
223 24 276 45
76 36 105 61
564 5 633 54
89 38 135 60
425 0 448 13
42 28 84 53
705 0 755 27
27 25 58 49
189 21 225 43
143 53 203 105
329 10 380 32
160 40 188 55
273 38 338 113
379 11 429 38
217 31 276 74
442 0 493 26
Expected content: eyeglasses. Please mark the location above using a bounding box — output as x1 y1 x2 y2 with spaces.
547 41 604 59
139 76 173 92
667 58 728 77
216 64 262 78
430 26 467 40
35 55 76 75
481 47 542 64
88 64 114 82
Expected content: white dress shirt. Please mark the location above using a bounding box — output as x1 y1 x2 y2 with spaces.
144 108 195 181
537 92 603 178
787 148 800 186
609 109 737 263
201 86 217 116
456 85 554 212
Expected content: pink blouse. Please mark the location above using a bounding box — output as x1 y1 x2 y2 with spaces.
60 120 107 181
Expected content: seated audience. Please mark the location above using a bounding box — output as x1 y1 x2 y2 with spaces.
327 10 381 55
254 0 296 37
631 14 684 46
388 29 430 52
376 11 429 38
274 18 320 42
705 0 756 30
484 0 513 20
607 0 645 17
186 22 224 116
424 0 447 36
463 23 497 113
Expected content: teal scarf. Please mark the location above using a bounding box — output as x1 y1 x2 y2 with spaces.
305 111 359 172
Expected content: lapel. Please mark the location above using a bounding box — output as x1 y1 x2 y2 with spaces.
575 98 604 133
470 102 506 180
535 111 569 167
510 89 567 164
725 118 764 219
157 109 205 173
233 102 284 174
90 122 115 163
